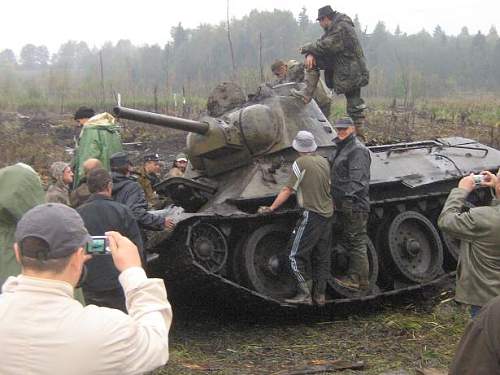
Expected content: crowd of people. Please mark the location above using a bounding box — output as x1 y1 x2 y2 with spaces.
0 4 498 374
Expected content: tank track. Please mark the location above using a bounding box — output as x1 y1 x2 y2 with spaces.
147 188 462 310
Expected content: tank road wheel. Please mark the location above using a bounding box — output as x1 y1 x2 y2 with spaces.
328 238 379 297
240 223 296 300
384 211 443 283
188 222 228 273
441 232 460 263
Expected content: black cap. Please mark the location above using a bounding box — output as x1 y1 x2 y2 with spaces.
74 106 95 120
144 153 161 162
110 152 132 168
333 117 354 128
15 203 92 260
317 5 335 20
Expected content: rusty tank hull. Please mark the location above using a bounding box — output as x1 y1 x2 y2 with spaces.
114 83 500 309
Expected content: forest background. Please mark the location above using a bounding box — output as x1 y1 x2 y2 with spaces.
1 8 499 114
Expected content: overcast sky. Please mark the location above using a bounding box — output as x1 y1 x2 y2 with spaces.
2 0 499 55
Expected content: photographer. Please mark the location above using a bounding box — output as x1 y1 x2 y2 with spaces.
0 203 172 374
438 170 500 318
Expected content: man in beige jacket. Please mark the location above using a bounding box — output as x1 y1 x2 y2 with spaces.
0 203 172 375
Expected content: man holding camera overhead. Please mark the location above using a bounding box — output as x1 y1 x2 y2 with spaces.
438 170 500 318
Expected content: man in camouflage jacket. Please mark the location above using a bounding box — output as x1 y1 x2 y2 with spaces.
292 5 369 137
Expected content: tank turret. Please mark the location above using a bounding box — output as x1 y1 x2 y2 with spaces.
113 83 334 176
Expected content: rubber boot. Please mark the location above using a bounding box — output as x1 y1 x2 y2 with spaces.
290 69 320 104
313 281 326 307
353 118 366 143
285 281 312 305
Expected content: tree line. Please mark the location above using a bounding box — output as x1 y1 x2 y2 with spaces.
0 8 499 113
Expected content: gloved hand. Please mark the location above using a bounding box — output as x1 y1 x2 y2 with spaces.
299 43 314 55
257 206 273 214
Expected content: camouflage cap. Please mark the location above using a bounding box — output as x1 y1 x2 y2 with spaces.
271 59 286 73
317 5 335 20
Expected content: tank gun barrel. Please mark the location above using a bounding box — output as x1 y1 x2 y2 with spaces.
113 106 209 135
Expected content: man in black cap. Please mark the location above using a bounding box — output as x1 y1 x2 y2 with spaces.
74 106 96 128
77 168 144 311
137 153 162 208
72 108 123 188
0 203 172 374
291 5 369 139
329 117 371 291
110 152 175 233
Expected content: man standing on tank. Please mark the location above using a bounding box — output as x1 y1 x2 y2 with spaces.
258 131 333 306
329 117 371 291
292 5 369 139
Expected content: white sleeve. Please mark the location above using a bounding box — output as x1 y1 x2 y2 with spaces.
108 267 173 374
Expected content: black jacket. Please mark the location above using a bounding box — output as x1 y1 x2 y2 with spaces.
328 133 371 212
111 172 164 230
77 194 143 291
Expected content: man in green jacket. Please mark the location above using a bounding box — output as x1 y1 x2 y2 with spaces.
0 163 45 286
73 111 123 188
438 170 500 318
292 5 369 138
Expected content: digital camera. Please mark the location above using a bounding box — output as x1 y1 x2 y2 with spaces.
85 236 110 255
472 174 485 186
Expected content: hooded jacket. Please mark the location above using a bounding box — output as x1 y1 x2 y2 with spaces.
111 172 164 231
73 113 123 187
0 164 44 284
46 161 70 205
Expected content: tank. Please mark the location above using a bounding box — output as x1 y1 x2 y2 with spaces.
113 83 500 309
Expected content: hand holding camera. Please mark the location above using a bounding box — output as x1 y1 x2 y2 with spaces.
105 231 142 272
459 171 497 192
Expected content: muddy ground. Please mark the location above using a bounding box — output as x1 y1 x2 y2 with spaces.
155 283 465 375
0 102 496 374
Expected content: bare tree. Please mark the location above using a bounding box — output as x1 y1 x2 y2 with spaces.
226 0 236 80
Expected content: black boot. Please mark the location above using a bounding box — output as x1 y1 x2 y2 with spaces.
290 70 320 104
284 281 312 305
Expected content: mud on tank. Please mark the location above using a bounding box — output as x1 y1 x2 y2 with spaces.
113 82 500 310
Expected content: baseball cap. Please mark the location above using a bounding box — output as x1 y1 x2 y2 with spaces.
292 131 318 153
15 203 92 259
175 153 188 162
333 117 354 128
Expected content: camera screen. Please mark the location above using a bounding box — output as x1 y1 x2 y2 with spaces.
85 237 110 255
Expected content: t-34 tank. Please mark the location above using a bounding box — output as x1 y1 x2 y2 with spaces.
113 83 500 309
